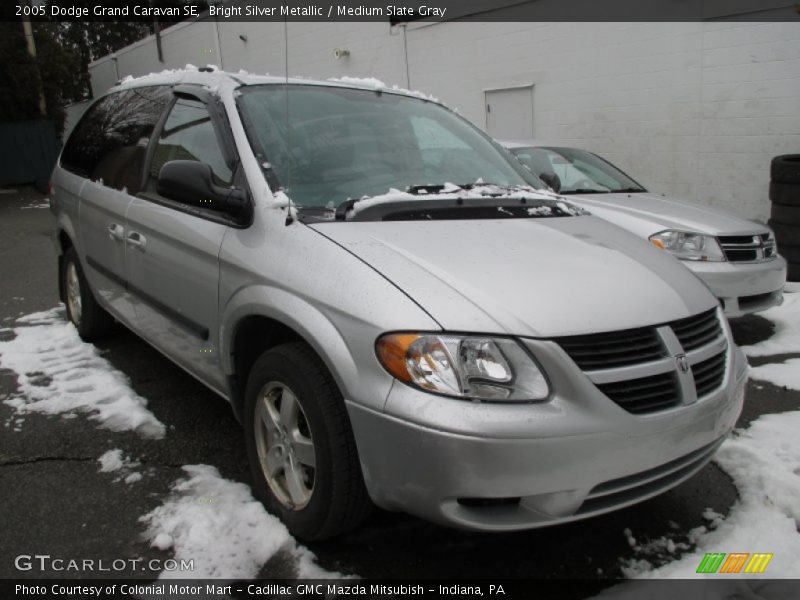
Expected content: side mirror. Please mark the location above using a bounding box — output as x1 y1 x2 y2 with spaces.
157 160 250 219
539 172 561 193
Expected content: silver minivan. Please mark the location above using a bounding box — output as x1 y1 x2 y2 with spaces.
51 69 747 540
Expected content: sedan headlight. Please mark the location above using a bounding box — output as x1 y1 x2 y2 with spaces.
649 230 725 262
376 333 549 402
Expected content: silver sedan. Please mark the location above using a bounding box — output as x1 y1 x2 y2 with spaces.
501 141 787 318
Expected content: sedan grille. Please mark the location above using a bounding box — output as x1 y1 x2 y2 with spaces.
718 233 776 262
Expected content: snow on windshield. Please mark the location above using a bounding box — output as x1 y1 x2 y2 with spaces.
345 183 586 219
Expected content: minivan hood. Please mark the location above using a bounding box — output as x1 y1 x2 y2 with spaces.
310 216 717 337
563 192 767 237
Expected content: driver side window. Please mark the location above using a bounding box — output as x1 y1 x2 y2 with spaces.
148 99 233 196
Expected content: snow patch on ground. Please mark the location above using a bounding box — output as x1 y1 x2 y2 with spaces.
741 293 800 357
0 308 165 438
750 358 800 391
98 449 143 484
98 449 127 472
21 199 50 210
139 464 342 579
618 410 800 578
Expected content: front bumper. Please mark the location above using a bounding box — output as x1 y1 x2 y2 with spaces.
347 339 747 531
686 256 786 318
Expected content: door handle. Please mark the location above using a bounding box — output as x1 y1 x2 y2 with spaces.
108 223 124 241
126 231 147 251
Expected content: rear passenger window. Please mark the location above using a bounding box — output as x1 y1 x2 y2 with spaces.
60 86 171 194
148 99 233 192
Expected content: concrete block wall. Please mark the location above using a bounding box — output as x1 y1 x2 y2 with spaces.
89 19 800 221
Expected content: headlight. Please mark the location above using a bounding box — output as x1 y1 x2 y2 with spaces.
649 230 725 262
376 333 549 402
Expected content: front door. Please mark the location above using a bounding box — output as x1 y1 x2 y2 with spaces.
125 97 236 392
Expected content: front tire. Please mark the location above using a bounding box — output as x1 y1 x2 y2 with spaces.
243 342 371 541
61 247 114 341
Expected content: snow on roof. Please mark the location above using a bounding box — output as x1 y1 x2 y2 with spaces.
498 139 550 149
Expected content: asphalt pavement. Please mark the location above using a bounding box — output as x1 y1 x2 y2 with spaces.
1 187 798 583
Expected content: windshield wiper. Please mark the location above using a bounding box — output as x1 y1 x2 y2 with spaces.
560 189 610 194
335 182 550 221
611 187 646 193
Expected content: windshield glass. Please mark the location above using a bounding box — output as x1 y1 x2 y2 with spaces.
510 146 646 194
237 85 544 209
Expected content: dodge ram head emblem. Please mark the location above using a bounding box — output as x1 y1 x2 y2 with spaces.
676 354 690 374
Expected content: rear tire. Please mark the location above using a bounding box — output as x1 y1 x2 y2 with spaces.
61 247 114 341
243 342 371 541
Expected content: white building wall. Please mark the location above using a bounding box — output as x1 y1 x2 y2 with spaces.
89 19 800 221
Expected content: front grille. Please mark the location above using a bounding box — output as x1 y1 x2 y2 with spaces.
555 327 664 370
719 233 776 262
555 308 727 416
596 372 680 414
671 308 722 351
692 352 726 398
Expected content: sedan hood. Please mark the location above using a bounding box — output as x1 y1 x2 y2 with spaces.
311 216 717 337
563 192 768 237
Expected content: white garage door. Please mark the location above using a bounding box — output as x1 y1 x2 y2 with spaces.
484 86 534 140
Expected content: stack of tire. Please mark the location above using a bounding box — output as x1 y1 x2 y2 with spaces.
769 154 800 282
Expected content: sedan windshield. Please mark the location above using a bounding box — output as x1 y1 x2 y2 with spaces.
510 146 646 194
237 84 544 210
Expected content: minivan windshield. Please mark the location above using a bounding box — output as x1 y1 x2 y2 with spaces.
237 85 544 211
510 146 646 194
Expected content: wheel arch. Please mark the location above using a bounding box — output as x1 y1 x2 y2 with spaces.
222 285 364 421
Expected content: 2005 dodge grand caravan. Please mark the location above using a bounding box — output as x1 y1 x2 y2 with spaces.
51 68 747 541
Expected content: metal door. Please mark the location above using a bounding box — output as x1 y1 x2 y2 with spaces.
485 86 534 140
